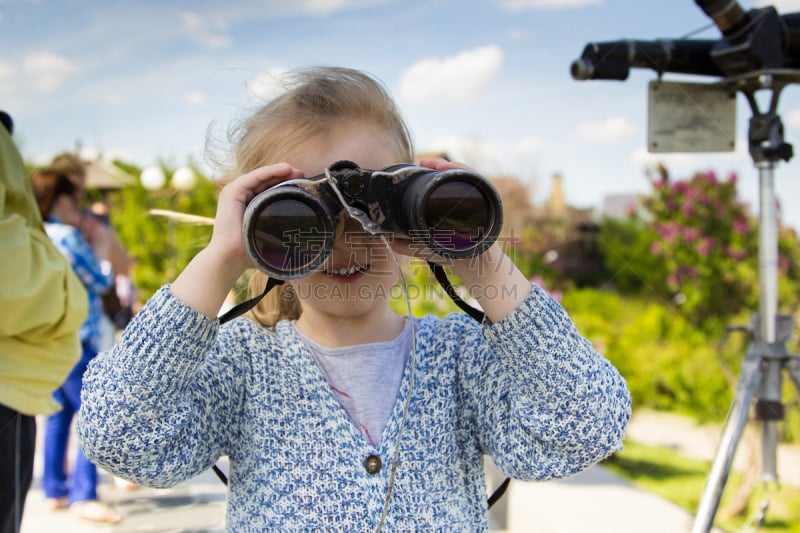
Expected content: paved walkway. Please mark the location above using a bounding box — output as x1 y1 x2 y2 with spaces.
18 409 799 532
505 464 711 533
507 409 799 532
20 420 227 533
626 409 800 488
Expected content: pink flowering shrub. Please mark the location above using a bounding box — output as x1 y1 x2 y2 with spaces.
602 164 800 328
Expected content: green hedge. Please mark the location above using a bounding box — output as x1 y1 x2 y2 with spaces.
564 288 738 422
563 288 799 442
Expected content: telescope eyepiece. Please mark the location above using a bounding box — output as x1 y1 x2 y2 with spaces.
570 57 631 81
695 0 750 36
570 58 594 80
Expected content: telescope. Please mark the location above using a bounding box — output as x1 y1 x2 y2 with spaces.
571 2 800 533
571 1 800 81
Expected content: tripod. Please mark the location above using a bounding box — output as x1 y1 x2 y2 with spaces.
692 71 800 533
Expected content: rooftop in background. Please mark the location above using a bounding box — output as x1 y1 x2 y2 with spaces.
85 159 136 191
601 193 643 220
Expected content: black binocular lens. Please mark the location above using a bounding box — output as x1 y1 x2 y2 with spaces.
421 180 493 253
244 187 336 279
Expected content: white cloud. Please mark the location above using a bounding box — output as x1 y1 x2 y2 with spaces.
399 45 504 103
185 91 206 105
292 0 389 16
498 0 603 10
22 51 77 93
145 1 393 53
786 108 800 129
574 116 636 144
755 0 800 13
429 134 548 176
514 136 550 157
100 91 127 106
0 60 15 92
247 68 289 102
178 10 232 49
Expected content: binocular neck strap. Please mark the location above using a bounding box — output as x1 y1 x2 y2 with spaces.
427 262 486 323
218 277 285 325
219 264 486 326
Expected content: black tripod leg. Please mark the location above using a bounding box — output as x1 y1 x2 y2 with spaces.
692 356 763 533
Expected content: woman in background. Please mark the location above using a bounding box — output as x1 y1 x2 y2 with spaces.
31 169 121 524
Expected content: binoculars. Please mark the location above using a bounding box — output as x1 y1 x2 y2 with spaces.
242 160 504 280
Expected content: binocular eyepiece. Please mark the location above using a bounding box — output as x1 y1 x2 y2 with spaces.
242 160 504 280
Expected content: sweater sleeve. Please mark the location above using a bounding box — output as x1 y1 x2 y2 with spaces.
458 282 631 481
76 286 246 488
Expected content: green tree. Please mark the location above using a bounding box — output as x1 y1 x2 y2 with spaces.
104 162 219 301
599 215 667 295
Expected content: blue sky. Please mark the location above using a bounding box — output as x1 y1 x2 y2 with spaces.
3 0 800 231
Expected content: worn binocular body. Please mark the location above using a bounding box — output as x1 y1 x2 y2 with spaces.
242 160 503 280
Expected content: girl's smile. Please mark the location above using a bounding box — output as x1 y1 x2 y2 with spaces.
324 261 370 281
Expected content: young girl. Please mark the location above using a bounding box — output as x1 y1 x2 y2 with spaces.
77 66 631 531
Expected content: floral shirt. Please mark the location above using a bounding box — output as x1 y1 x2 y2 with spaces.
44 216 113 352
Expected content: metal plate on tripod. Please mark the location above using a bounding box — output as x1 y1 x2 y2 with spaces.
648 80 737 153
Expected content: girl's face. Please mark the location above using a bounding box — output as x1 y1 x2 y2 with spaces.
286 120 406 322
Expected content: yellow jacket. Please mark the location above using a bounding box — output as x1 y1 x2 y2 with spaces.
0 122 88 415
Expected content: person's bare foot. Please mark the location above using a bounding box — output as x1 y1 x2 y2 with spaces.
119 480 139 491
69 500 122 523
113 476 139 491
45 497 68 511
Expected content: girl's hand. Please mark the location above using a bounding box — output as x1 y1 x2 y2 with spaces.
416 157 467 173
390 157 486 268
403 158 532 323
171 163 303 319
208 163 304 273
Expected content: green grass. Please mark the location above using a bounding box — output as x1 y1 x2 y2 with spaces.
603 442 800 532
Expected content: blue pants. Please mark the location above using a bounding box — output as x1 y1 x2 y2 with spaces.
42 344 98 504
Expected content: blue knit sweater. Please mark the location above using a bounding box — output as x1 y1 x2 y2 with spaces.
77 283 631 531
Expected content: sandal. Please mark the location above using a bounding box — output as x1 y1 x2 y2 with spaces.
70 500 122 523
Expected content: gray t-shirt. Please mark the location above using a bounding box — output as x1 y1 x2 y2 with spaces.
293 320 412 446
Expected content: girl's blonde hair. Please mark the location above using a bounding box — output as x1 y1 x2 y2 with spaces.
230 66 414 328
